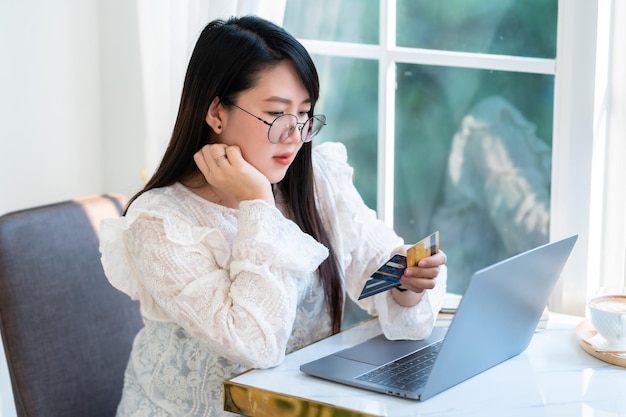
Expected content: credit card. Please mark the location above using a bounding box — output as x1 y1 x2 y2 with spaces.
358 231 440 300
407 230 439 267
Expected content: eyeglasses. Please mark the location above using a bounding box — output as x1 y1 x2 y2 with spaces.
229 103 326 144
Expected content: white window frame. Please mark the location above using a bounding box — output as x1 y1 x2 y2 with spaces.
299 0 614 316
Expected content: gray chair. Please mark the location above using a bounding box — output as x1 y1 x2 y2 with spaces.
0 195 143 417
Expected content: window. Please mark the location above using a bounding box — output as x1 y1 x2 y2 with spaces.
284 0 557 295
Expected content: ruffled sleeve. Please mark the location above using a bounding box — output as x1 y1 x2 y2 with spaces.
312 142 446 340
99 189 328 368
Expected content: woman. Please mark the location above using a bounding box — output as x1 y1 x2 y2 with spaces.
100 15 447 416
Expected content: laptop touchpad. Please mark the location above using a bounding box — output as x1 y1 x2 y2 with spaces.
335 328 447 366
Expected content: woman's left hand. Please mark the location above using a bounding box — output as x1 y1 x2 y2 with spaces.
390 248 447 307
399 249 447 293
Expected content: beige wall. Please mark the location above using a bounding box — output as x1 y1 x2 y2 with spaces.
1 2 147 414
0 0 146 216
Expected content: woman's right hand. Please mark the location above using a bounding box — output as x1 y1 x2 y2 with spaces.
194 144 275 206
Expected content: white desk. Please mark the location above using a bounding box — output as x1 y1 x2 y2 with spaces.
224 314 626 417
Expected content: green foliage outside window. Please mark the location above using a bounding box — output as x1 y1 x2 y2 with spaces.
285 0 557 294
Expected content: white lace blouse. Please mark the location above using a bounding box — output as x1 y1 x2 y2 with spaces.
100 141 446 417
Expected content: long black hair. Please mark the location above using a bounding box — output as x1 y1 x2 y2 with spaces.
126 16 344 334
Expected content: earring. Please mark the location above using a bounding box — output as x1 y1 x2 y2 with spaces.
217 125 222 130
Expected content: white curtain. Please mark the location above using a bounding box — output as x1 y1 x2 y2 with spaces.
136 0 286 177
590 0 626 293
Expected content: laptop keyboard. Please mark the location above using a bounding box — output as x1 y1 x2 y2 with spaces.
356 340 443 392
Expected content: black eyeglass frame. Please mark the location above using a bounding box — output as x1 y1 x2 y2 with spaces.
227 102 326 144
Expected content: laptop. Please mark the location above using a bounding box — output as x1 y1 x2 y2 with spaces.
300 235 578 400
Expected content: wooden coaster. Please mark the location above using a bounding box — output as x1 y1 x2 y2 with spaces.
576 319 626 367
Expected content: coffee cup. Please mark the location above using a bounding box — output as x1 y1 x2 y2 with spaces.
588 294 626 350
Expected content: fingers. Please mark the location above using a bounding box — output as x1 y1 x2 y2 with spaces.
214 154 228 164
207 144 229 166
399 250 446 293
403 250 446 276
193 144 273 205
399 274 437 293
193 148 211 179
194 144 239 179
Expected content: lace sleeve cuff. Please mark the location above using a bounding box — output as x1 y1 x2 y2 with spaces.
375 265 447 340
234 200 329 276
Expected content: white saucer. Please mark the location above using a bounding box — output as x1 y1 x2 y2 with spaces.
586 333 626 353
576 320 626 367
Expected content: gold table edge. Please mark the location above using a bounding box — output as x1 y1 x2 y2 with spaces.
223 378 381 417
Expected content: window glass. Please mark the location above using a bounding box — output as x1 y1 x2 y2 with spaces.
283 0 379 44
397 0 557 58
311 56 379 209
394 63 554 293
284 0 557 297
